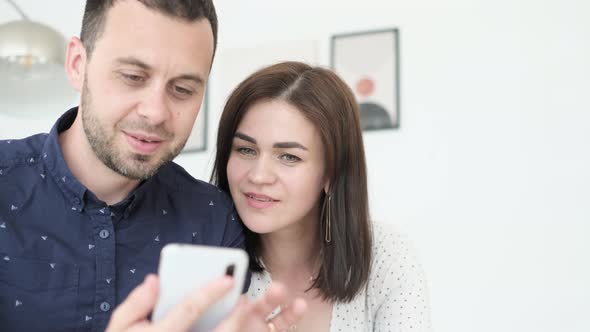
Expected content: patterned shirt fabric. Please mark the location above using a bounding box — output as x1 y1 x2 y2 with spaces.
0 108 247 332
247 223 432 332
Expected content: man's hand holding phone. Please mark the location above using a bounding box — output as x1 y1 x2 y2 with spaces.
105 274 307 332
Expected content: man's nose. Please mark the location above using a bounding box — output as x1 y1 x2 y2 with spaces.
136 85 171 125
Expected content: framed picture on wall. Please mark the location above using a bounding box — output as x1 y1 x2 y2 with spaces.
331 28 400 131
181 89 208 153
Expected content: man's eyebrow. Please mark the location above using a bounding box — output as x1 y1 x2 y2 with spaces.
175 74 205 86
114 57 150 70
115 57 205 85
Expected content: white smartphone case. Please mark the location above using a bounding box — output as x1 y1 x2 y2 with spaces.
152 244 249 331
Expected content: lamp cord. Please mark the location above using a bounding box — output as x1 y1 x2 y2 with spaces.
5 0 30 21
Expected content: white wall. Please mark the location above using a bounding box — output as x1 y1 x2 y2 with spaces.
1 1 589 331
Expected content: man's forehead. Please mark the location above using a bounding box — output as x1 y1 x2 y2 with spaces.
94 1 214 75
100 0 213 44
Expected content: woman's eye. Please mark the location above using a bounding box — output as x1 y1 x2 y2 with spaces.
280 154 301 163
237 147 256 156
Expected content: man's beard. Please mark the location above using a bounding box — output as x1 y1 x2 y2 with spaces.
80 77 187 180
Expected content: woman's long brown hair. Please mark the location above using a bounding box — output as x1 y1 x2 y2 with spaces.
211 61 372 302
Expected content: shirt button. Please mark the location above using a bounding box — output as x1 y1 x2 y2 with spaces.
99 229 110 239
100 302 111 312
74 197 81 205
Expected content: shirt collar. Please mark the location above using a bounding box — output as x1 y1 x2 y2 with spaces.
42 107 88 211
41 107 158 212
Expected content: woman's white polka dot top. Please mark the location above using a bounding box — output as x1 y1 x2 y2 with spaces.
247 223 432 331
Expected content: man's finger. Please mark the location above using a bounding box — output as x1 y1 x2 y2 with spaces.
154 276 234 331
105 274 159 332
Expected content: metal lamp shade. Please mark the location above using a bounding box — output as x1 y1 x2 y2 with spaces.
0 20 76 116
0 20 66 76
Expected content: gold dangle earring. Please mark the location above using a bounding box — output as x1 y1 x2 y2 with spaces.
321 192 332 243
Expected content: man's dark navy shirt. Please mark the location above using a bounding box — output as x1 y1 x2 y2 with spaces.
0 108 246 332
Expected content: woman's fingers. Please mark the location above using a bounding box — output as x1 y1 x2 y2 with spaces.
252 282 287 319
255 283 307 332
267 298 307 331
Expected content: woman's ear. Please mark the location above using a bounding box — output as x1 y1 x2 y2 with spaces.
64 36 87 92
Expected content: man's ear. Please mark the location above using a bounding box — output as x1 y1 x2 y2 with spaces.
64 36 87 92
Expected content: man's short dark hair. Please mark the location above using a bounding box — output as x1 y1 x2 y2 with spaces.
81 0 218 59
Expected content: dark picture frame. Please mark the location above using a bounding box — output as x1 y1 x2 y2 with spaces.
331 28 400 131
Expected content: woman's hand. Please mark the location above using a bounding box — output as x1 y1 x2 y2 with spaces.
105 274 306 332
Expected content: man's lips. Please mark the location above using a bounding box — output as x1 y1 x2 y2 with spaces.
124 131 164 154
124 131 163 143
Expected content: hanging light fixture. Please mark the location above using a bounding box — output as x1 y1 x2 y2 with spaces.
0 0 75 116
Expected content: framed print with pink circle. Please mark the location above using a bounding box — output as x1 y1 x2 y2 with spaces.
331 28 400 131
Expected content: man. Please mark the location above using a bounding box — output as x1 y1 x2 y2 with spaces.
0 1 304 331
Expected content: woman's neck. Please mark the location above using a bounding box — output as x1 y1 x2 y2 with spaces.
259 218 321 282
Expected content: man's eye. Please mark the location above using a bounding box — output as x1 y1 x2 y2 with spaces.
123 74 144 83
174 86 193 96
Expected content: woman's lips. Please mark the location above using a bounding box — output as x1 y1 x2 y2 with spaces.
244 192 278 209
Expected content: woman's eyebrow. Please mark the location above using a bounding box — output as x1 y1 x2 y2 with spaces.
235 132 308 150
273 142 308 151
234 132 256 144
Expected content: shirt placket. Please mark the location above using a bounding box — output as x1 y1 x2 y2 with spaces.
91 206 116 332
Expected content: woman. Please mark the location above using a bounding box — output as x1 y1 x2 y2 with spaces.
211 62 431 331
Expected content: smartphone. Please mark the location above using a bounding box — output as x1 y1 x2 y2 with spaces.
152 244 249 332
